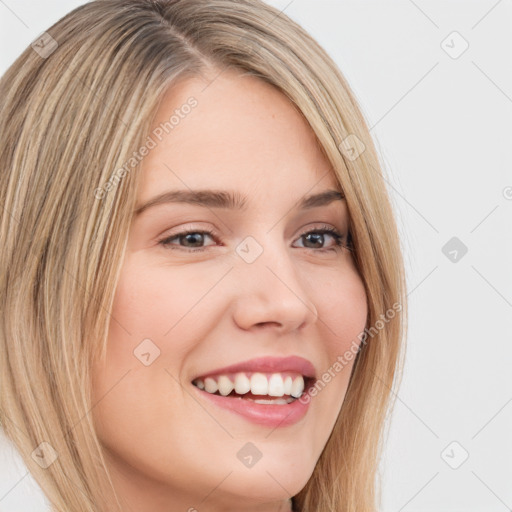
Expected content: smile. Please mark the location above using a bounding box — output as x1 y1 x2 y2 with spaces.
192 371 308 404
190 356 317 428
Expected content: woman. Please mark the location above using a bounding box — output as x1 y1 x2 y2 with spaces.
0 1 407 511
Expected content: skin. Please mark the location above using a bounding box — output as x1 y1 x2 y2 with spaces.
91 68 368 512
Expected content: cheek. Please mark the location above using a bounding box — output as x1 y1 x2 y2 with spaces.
91 260 197 470
108 257 211 347
314 265 368 350
94 256 220 406
309 266 367 403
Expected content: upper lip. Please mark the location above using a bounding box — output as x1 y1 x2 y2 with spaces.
192 355 317 381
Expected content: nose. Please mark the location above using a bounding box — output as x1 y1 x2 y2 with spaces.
230 239 318 333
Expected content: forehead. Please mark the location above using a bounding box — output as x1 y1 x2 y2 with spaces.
138 69 339 204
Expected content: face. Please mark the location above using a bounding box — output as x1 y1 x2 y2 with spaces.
91 69 368 512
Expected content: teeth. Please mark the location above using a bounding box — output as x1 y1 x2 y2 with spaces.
291 376 304 398
217 375 234 396
250 373 268 395
283 376 293 395
268 373 285 397
234 372 251 394
245 396 296 405
204 377 218 394
193 372 306 400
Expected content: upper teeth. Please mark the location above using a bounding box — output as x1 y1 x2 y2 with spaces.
193 372 305 398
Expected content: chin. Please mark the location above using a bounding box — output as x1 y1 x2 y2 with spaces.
220 456 314 501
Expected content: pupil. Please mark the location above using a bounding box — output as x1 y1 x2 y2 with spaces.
306 233 323 248
183 233 203 247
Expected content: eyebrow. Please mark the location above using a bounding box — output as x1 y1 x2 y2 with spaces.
133 188 345 216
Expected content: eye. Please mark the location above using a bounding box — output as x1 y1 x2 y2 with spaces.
294 225 348 253
158 228 218 252
157 224 352 253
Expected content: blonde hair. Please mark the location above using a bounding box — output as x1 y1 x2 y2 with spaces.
0 1 407 511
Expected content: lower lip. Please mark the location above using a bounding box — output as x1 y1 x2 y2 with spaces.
192 386 312 428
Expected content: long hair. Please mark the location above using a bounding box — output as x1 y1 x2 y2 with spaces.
0 1 407 511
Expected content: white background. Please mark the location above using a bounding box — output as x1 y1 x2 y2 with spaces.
1 1 511 511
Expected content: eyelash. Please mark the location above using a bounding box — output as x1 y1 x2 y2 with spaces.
157 224 352 254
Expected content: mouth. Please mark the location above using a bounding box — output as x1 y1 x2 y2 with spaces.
189 356 316 426
192 371 315 405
